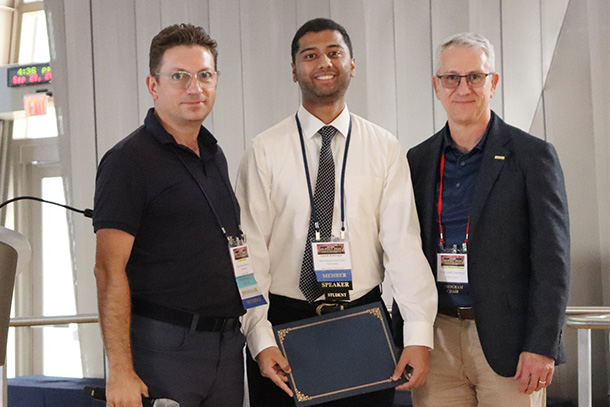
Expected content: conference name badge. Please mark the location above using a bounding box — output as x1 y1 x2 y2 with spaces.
436 253 468 284
229 243 267 309
312 240 353 301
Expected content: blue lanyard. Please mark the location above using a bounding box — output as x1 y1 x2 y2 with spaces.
295 113 352 240
172 145 242 241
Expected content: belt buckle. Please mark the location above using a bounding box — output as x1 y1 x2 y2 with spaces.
315 303 344 316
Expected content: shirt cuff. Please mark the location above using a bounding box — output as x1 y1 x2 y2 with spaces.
402 320 434 350
245 323 278 358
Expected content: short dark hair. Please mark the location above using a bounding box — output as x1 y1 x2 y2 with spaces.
291 18 353 63
149 23 218 75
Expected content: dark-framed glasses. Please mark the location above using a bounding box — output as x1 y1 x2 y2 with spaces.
155 70 220 89
436 72 493 89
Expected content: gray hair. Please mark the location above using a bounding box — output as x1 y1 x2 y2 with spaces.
434 32 495 74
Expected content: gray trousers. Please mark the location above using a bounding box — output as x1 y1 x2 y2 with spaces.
131 314 246 407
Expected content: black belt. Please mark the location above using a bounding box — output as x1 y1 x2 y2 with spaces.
438 306 475 320
131 297 240 333
270 286 382 316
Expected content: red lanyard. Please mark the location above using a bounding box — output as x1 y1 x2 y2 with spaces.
438 154 470 251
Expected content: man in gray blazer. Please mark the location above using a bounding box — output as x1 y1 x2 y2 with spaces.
396 32 570 406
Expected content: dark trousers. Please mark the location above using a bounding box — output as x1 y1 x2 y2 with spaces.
131 314 246 407
246 289 395 407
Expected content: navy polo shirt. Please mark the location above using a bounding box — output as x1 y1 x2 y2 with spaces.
93 108 244 317
437 114 493 308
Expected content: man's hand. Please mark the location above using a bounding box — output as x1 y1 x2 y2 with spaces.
256 346 293 397
392 345 429 390
105 368 149 407
514 351 555 394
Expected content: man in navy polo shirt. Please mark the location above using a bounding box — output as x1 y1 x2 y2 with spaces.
93 24 245 407
394 32 570 407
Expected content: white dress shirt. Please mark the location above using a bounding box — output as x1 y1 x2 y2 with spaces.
236 105 437 357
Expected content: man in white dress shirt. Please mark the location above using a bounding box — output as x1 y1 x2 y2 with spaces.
236 18 437 407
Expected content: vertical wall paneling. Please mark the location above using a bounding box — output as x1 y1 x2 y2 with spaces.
586 3 610 381
501 0 543 131
540 0 570 87
296 0 330 25
240 0 298 141
393 0 435 148
587 0 610 300
468 0 503 117
134 0 161 123
209 0 245 182
543 1 605 403
360 0 397 136
160 0 208 28
430 0 470 131
330 0 367 119
587 0 610 396
91 0 139 156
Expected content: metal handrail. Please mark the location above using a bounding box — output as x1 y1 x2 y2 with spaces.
565 306 610 316
3 306 608 329
9 314 99 327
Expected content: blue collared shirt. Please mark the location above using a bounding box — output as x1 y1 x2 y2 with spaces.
437 113 494 307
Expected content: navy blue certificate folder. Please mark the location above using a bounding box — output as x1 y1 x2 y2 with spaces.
273 301 405 406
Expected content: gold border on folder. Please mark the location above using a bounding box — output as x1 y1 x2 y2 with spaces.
276 306 396 403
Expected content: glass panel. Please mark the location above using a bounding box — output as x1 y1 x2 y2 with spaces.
18 10 50 63
41 176 82 377
12 106 58 139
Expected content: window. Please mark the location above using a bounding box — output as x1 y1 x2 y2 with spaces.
4 0 82 378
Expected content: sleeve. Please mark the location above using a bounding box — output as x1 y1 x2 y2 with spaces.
235 141 277 357
380 139 438 349
523 142 570 359
93 149 147 236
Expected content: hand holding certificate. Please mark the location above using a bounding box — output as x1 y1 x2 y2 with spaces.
273 302 406 406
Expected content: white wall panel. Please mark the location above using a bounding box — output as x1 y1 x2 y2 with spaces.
587 0 610 310
209 0 245 182
468 0 503 117
431 0 470 131
296 0 330 25
360 0 397 136
135 0 161 123
330 0 367 119
91 0 139 156
501 0 543 131
394 0 435 148
543 1 606 403
160 0 209 28
240 0 298 140
541 0 570 85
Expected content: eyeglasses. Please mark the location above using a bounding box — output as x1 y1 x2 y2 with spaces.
155 70 220 89
436 72 493 89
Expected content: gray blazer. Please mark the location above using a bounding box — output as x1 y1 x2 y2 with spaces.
405 111 570 377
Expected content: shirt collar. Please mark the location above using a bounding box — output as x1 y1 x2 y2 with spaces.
144 107 218 152
441 111 495 154
297 104 350 140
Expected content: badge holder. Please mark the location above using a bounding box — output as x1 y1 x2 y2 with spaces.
312 238 353 301
437 244 468 296
228 236 267 309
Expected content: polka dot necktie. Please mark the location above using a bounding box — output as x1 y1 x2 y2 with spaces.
299 126 337 302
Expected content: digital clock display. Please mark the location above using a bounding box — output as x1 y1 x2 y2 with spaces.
7 63 52 87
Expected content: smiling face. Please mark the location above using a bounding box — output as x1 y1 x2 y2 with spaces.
433 45 499 128
146 45 216 131
291 29 355 110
